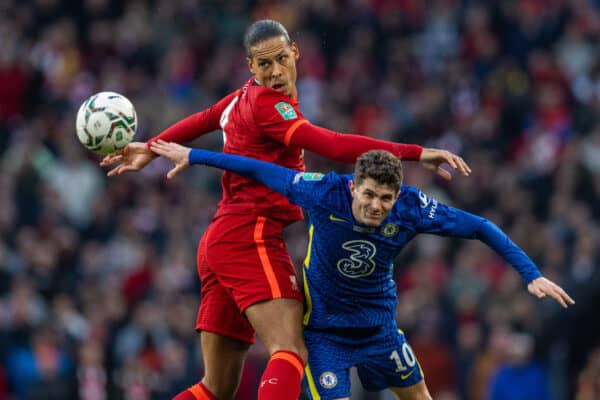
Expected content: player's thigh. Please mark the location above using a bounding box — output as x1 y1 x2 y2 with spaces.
206 215 304 351
302 331 352 400
356 330 425 394
205 214 303 311
389 382 432 400
196 226 256 344
244 297 305 358
200 331 250 400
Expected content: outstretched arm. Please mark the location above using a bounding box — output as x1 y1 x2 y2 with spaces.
451 210 575 308
100 91 239 176
149 140 295 195
289 123 471 180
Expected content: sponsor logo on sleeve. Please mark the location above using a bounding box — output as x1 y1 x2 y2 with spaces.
293 172 324 184
275 101 298 120
427 200 438 219
418 191 438 219
418 191 430 208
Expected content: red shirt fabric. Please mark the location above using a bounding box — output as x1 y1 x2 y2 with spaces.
149 77 423 224
216 79 307 222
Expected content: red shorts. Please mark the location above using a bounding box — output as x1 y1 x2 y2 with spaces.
195 214 304 344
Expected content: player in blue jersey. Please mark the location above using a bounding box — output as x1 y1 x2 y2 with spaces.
150 140 575 400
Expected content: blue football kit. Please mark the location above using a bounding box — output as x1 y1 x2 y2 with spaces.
188 149 543 399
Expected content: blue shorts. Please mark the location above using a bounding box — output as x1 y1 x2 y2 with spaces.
302 326 424 399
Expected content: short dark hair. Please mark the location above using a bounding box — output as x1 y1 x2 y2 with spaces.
244 19 291 57
354 150 403 192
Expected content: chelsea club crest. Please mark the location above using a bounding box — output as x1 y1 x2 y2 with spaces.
319 371 338 389
381 223 399 237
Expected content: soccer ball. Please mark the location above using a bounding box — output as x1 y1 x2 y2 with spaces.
76 91 137 155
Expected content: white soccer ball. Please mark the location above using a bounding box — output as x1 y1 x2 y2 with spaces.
76 91 137 155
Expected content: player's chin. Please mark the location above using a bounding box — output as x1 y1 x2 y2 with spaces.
363 216 384 226
272 84 289 95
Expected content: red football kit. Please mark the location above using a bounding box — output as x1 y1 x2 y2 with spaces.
149 77 423 343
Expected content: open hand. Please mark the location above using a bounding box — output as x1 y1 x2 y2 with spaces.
419 148 471 181
99 142 156 176
149 140 192 179
528 276 575 308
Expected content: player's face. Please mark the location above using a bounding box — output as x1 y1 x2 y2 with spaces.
247 36 300 98
349 178 400 226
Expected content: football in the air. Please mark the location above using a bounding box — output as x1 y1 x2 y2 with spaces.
76 91 137 155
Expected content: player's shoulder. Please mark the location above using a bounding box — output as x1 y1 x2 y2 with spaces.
397 185 424 207
393 185 446 225
292 171 345 188
391 185 432 218
290 171 349 204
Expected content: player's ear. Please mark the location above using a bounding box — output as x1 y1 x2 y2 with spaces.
291 42 300 61
246 56 255 74
349 180 355 197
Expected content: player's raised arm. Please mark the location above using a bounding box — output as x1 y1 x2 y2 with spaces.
286 119 471 180
150 140 297 195
252 90 471 180
100 90 239 176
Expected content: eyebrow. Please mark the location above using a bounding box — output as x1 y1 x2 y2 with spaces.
256 50 286 62
365 189 393 198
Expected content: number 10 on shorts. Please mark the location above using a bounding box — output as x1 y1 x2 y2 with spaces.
390 343 417 373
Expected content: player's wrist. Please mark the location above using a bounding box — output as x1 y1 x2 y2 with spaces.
393 143 423 161
189 148 209 165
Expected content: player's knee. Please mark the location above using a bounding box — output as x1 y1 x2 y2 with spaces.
413 388 432 400
269 341 308 364
263 329 308 363
295 343 308 364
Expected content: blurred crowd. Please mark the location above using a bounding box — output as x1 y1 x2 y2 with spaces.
1 0 599 399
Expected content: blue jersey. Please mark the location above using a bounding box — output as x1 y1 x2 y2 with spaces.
282 174 542 332
284 173 465 329
189 149 543 332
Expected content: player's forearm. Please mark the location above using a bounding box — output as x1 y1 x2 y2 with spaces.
290 123 423 163
147 91 238 149
188 149 294 195
147 112 218 148
456 211 542 284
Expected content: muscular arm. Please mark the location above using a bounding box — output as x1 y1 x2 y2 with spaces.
289 123 423 163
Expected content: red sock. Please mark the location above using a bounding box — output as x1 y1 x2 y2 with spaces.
172 382 217 400
258 350 305 400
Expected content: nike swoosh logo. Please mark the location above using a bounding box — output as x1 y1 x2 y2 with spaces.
329 214 348 223
401 369 416 380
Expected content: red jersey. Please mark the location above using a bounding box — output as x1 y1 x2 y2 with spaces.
216 78 307 222
149 77 423 225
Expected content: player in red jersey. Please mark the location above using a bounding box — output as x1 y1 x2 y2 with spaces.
101 20 471 400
